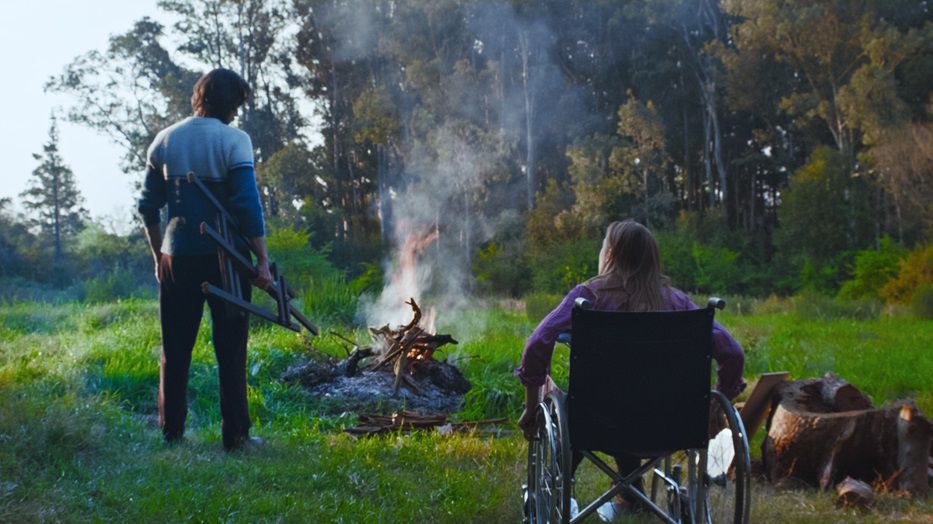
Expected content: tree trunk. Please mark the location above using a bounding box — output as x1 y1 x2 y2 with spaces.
762 373 931 495
518 30 536 210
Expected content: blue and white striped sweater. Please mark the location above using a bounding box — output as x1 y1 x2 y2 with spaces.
137 116 265 256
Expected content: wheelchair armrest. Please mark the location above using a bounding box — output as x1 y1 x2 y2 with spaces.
574 297 593 310
707 297 726 310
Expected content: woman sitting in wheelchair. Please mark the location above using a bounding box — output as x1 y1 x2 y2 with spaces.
515 220 746 517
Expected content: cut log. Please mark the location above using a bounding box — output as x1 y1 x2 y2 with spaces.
835 477 874 509
762 374 931 495
820 372 872 411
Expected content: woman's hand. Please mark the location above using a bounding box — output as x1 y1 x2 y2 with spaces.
517 408 537 441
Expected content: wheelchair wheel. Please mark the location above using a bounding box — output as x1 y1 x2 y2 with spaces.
704 390 750 524
524 392 571 524
648 448 701 522
647 392 750 524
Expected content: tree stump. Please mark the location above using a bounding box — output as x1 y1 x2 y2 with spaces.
762 373 931 495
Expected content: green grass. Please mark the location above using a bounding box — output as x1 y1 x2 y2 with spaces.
0 298 930 522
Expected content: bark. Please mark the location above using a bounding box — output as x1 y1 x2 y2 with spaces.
762 373 931 495
518 29 536 210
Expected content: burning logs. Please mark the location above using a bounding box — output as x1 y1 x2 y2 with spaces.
281 298 471 415
762 373 931 496
360 299 463 394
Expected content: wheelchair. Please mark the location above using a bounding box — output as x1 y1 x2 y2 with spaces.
522 297 750 524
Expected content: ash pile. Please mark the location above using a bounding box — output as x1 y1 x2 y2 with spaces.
282 299 470 414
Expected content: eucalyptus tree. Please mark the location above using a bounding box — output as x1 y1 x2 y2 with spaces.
46 18 197 173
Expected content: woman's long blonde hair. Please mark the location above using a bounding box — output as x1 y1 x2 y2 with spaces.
593 220 670 311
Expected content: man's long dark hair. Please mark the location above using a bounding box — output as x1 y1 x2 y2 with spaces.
190 68 251 121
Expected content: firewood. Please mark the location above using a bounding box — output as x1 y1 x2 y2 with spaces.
835 477 874 509
399 298 422 332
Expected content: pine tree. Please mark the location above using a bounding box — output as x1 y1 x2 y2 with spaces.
20 117 86 260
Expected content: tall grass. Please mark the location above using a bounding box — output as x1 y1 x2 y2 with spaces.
0 299 930 521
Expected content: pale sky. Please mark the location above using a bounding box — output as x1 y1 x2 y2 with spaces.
0 1 163 231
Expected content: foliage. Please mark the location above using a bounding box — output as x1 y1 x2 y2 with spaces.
265 226 340 285
473 241 532 298
21 0 928 304
837 237 906 300
82 265 150 304
880 244 933 305
529 238 600 294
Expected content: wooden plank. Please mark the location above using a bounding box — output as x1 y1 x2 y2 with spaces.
739 371 790 438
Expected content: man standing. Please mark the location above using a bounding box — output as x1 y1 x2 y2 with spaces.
138 68 272 451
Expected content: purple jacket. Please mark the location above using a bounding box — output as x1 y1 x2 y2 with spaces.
515 285 747 399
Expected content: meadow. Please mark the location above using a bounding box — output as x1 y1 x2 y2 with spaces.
0 297 930 523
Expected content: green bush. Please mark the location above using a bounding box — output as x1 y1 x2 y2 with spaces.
690 243 740 294
837 237 905 300
881 244 933 305
530 238 600 294
266 227 340 285
473 241 532 297
82 265 148 303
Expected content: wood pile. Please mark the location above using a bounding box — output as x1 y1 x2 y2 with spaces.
337 298 463 394
345 411 508 436
762 372 931 496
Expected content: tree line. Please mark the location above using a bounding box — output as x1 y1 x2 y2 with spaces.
3 0 931 308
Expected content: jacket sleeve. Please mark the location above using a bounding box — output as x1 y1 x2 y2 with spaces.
515 285 595 387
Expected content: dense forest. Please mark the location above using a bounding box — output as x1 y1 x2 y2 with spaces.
2 0 931 315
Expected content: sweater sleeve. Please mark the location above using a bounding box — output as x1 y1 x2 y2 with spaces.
515 285 595 387
137 137 166 227
225 165 265 238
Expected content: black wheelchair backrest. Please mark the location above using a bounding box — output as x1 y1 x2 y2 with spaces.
567 299 719 457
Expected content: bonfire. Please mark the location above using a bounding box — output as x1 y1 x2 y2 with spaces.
340 297 461 394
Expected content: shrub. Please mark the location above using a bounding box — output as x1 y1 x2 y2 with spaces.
266 227 340 285
473 241 533 297
530 238 600 294
837 237 906 300
82 265 148 303
881 244 933 305
690 243 740 294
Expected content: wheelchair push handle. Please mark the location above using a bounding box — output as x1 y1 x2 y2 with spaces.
707 297 726 310
574 297 593 310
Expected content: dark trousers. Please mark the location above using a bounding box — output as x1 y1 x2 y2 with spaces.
158 254 251 448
